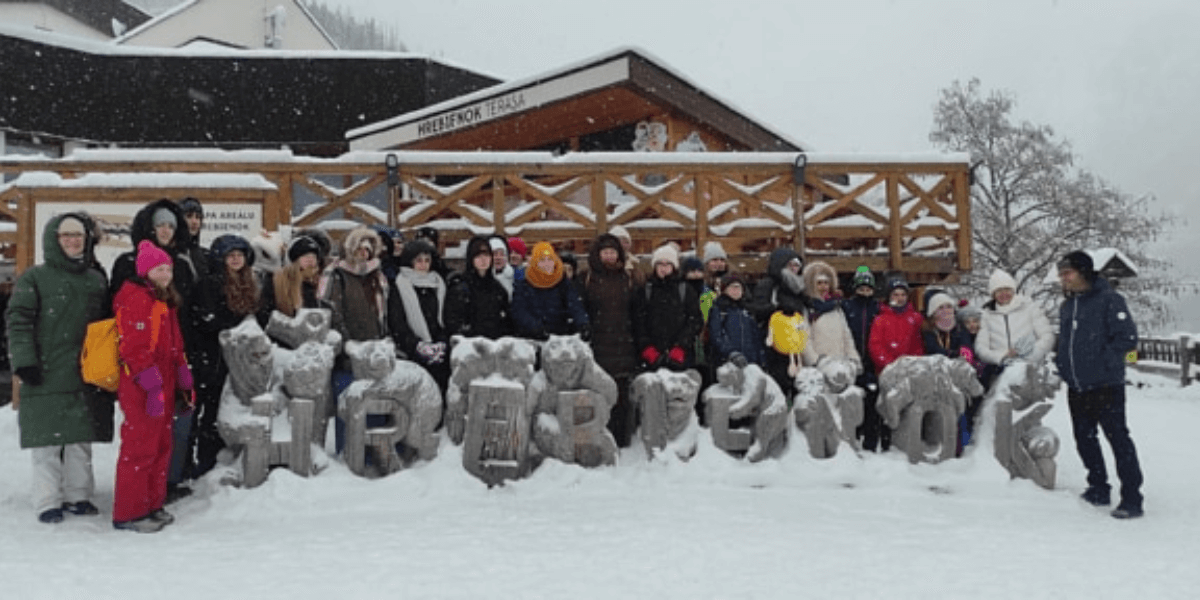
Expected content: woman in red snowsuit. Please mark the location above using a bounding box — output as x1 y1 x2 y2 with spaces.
112 240 193 532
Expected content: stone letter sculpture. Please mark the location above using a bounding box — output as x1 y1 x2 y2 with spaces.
339 338 443 477
989 360 1061 489
216 319 291 488
530 335 619 468
630 368 702 460
448 336 538 486
792 358 865 459
702 362 789 462
878 355 983 464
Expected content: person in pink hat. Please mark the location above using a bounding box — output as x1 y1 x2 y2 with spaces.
111 240 193 533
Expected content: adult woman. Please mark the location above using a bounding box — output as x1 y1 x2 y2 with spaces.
259 234 327 324
976 268 1055 369
632 244 703 371
512 242 589 341
444 235 514 340
6 214 111 524
112 241 193 533
188 234 259 478
581 234 641 446
394 239 451 391
802 260 863 376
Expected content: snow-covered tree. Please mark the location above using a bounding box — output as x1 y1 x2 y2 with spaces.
303 0 406 51
930 78 1182 328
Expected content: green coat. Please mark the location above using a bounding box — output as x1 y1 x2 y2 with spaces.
6 214 112 448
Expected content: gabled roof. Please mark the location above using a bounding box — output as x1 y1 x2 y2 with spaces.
0 26 500 156
113 0 338 50
348 46 809 153
0 0 151 36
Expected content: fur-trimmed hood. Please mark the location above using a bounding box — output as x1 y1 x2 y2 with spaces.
802 260 839 299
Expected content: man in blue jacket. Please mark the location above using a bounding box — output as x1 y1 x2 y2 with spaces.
1054 250 1144 519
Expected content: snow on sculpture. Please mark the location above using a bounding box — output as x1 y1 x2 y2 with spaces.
878 355 983 464
529 335 619 468
266 308 340 447
631 368 703 460
448 336 538 486
985 360 1061 489
791 359 865 459
702 362 789 462
338 338 443 477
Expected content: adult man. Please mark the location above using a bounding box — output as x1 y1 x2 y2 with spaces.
1055 250 1144 519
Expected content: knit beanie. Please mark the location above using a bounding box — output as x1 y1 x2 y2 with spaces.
722 272 745 293
152 207 177 229
957 303 982 324
287 235 321 264
525 242 564 289
507 237 527 258
682 256 704 276
925 292 956 317
886 276 909 293
136 239 172 277
987 268 1018 296
488 236 507 254
702 241 728 263
1057 250 1096 281
608 224 632 246
651 244 679 270
852 266 875 290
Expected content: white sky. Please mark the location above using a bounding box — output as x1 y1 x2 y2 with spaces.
324 0 1200 329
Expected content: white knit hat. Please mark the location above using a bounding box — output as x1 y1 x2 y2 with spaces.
988 268 1018 295
702 241 728 263
651 244 679 270
926 292 956 317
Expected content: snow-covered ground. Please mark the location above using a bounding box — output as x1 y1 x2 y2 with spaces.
2 369 1197 600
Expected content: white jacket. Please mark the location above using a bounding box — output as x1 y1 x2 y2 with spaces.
975 294 1055 366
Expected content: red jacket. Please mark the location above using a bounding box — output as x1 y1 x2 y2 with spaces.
867 302 924 375
114 281 188 406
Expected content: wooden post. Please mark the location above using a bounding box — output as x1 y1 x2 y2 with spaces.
887 173 903 271
591 174 607 237
492 174 506 234
1182 336 1193 387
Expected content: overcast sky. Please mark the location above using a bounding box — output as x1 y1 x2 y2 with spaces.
327 0 1198 327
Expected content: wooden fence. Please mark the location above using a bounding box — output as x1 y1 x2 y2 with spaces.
1134 335 1198 387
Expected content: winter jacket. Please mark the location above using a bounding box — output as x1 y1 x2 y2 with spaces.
511 278 589 339
190 239 259 385
802 261 862 375
976 294 1055 366
867 302 924 375
708 294 766 367
1054 277 1138 392
632 273 703 365
444 269 514 340
113 280 188 420
581 236 639 377
6 214 112 448
922 323 967 358
842 294 881 378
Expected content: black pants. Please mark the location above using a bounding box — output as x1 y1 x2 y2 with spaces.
606 374 638 448
1068 384 1144 509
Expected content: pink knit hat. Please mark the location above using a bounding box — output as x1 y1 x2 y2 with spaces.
135 240 172 278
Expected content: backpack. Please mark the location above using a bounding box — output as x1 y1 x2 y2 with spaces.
80 308 161 392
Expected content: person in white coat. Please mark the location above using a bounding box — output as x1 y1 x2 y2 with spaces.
975 269 1056 369
801 261 863 385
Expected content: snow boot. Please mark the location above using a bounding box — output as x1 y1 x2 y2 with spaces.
1080 487 1110 507
164 483 193 505
38 508 65 524
149 509 176 525
61 501 100 516
113 514 167 533
1111 504 1144 520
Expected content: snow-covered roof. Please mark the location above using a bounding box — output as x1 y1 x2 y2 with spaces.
1041 247 1140 284
1 171 276 191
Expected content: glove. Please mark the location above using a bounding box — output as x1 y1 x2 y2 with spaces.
416 341 440 364
729 352 749 369
579 325 592 343
15 365 43 387
641 346 661 365
176 364 194 391
958 346 977 364
667 346 686 365
136 367 166 417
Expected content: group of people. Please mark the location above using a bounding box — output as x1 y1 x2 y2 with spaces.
6 199 1147 532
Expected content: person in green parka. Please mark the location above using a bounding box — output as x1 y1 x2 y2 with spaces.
6 213 112 524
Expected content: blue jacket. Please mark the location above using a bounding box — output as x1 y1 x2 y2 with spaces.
842 294 881 377
709 294 766 367
1055 277 1138 392
512 277 589 339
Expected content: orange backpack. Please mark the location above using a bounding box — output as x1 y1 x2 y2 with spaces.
80 307 162 392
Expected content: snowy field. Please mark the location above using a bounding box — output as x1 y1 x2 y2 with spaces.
1 369 1197 600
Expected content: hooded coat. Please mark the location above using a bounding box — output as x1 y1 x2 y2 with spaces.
319 227 416 352
801 261 862 375
976 293 1055 366
6 214 112 448
632 264 703 366
1054 277 1138 392
512 244 588 340
581 234 639 377
749 247 808 323
444 236 514 340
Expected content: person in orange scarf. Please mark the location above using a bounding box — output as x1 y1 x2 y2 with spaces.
511 242 590 341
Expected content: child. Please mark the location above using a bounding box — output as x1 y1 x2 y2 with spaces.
708 273 765 369
112 241 193 533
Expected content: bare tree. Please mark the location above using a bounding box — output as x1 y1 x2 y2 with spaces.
930 79 1182 329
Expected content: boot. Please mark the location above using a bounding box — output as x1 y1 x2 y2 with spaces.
113 514 167 533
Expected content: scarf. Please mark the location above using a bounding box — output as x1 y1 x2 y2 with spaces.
395 267 445 343
524 242 564 289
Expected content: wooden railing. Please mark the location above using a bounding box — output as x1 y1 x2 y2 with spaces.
1134 335 1198 387
1 150 971 280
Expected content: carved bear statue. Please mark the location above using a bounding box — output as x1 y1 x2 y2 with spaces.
631 368 703 460
530 335 619 467
703 362 790 462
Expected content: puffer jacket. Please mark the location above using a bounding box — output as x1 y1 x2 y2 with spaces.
114 280 188 419
749 247 808 323
842 294 881 378
802 261 862 375
1055 277 1138 392
708 293 766 366
581 235 639 377
632 273 703 362
976 293 1055 366
6 214 112 448
867 301 924 375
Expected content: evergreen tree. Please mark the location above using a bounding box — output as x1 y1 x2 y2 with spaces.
303 0 406 51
